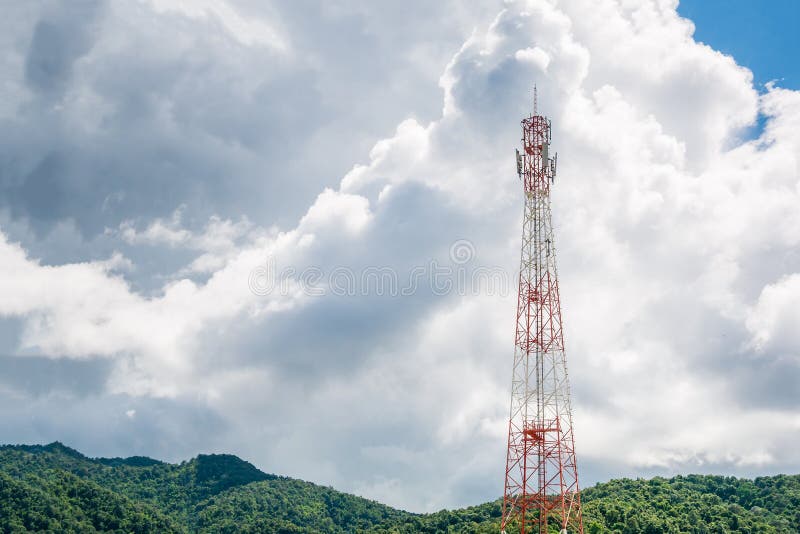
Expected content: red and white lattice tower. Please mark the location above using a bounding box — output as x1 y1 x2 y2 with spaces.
501 89 584 534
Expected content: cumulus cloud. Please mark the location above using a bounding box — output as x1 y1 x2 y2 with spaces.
116 206 255 273
748 274 800 356
0 0 798 514
0 224 310 396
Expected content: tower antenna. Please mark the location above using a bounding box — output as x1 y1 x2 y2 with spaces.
501 91 584 534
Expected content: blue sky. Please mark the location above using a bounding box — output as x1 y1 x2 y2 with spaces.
0 0 798 513
678 0 799 90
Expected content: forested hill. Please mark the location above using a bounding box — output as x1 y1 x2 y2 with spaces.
0 443 798 533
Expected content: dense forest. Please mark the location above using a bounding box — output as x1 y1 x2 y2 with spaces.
0 443 798 533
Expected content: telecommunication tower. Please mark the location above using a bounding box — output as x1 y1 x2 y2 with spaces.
501 88 584 534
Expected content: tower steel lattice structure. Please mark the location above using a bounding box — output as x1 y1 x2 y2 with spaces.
501 91 584 534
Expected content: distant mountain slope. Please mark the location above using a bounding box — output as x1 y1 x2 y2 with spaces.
0 442 407 533
0 468 181 533
0 442 798 533
194 478 408 533
0 443 274 524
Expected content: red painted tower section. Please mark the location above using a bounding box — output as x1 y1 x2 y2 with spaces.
501 91 584 534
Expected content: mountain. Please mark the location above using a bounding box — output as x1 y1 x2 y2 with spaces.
0 442 798 533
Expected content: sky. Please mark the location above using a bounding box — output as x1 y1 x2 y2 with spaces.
0 0 799 513
677 0 800 91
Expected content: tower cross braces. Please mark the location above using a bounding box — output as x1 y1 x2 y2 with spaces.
502 91 584 534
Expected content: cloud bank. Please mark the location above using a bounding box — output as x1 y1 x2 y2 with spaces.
0 0 798 512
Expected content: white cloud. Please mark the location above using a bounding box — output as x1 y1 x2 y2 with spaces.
118 207 193 247
514 47 551 71
298 188 372 236
116 206 256 273
747 274 800 355
0 224 309 396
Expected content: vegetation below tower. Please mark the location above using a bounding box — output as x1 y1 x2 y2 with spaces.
0 442 798 533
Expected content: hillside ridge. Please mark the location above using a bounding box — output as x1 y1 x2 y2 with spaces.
1 442 798 533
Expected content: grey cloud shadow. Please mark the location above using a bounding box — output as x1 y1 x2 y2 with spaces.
24 0 106 98
0 354 112 398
